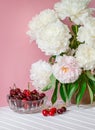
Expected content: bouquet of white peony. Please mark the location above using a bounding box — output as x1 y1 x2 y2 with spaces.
27 0 95 105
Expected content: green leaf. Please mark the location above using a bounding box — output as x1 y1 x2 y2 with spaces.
65 84 71 96
87 79 95 93
69 36 79 49
94 96 95 102
76 81 87 105
42 74 56 91
42 83 52 91
60 84 68 102
51 80 58 104
50 74 56 87
88 84 94 104
86 71 95 81
49 55 56 65
72 25 79 35
68 81 79 101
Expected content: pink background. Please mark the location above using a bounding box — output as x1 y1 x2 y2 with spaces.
0 0 95 106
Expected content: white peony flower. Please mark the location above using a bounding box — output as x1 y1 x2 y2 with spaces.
77 17 95 47
36 20 71 55
75 44 95 70
52 55 81 83
30 60 52 91
27 9 58 41
54 0 93 25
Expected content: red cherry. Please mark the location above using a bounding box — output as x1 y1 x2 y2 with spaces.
49 107 56 116
42 109 49 116
26 96 32 101
57 108 63 114
50 107 57 113
10 89 16 96
23 103 29 110
22 98 27 103
39 93 46 99
15 88 21 94
23 89 30 96
61 106 66 112
56 106 66 114
31 89 39 95
32 101 38 107
49 110 55 116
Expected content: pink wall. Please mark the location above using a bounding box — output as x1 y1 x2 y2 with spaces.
0 0 95 106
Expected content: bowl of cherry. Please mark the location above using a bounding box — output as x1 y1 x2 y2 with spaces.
7 84 47 114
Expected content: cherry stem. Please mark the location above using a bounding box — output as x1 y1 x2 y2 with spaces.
13 83 16 89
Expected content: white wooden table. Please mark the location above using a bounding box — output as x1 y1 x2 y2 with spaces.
0 105 95 130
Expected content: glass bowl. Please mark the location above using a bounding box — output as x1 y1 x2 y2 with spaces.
7 95 47 114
